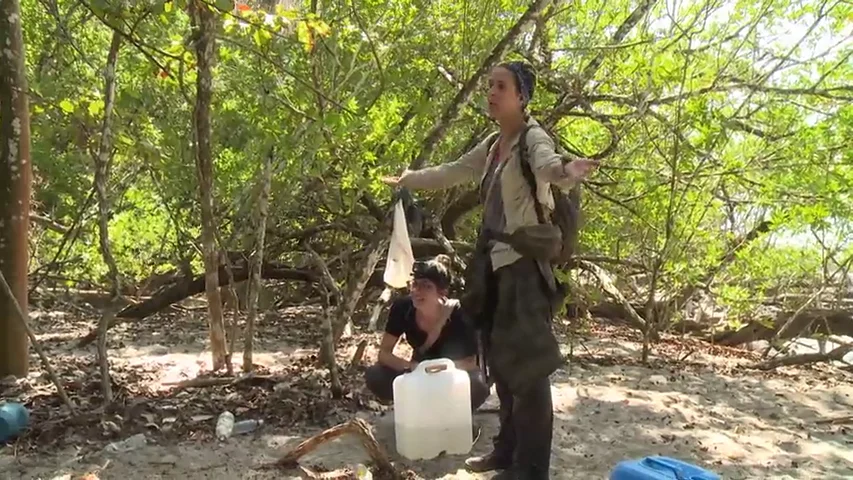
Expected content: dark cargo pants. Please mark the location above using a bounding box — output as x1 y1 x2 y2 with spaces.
484 258 560 479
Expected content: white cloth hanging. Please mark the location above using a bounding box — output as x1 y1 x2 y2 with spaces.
383 199 415 289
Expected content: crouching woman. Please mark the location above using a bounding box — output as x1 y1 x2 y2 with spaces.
364 255 490 410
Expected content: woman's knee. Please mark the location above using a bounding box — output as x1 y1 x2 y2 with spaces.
364 364 395 400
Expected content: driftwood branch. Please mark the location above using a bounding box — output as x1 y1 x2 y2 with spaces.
273 418 400 479
762 286 826 358
0 269 77 414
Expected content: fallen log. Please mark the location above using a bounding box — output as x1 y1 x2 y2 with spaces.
124 263 317 319
76 263 318 347
753 342 853 370
712 309 853 346
576 260 648 334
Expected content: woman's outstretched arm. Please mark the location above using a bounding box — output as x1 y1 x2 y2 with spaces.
389 134 495 190
526 126 598 189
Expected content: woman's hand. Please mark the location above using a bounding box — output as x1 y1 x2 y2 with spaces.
564 158 600 180
381 176 401 186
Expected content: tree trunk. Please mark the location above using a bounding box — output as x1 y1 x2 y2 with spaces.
243 147 273 372
190 0 227 371
0 0 32 377
306 245 343 397
94 31 123 297
334 235 388 343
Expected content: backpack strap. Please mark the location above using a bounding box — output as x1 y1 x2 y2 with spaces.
485 131 500 151
517 125 549 225
477 131 502 194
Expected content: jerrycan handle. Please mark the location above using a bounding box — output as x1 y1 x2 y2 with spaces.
415 358 454 375
643 457 686 480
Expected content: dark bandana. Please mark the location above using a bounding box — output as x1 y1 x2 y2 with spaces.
504 61 534 107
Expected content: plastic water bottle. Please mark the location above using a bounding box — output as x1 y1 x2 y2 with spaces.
232 419 263 435
215 411 235 440
355 464 373 480
0 402 29 443
104 433 147 453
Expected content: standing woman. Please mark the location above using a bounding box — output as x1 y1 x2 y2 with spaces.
383 61 598 479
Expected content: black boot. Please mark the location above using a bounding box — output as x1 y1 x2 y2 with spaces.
467 373 515 473
464 451 513 473
490 466 549 480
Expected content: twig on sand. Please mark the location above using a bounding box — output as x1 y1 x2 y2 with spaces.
816 414 853 425
349 339 369 372
162 372 283 391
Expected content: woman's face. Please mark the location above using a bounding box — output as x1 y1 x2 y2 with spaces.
487 66 523 122
410 278 443 310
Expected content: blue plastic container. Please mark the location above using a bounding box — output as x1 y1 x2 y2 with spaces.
610 456 720 480
0 402 30 443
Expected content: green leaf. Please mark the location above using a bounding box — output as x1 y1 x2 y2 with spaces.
252 28 271 47
309 19 331 37
90 0 108 15
296 21 312 52
59 99 75 113
214 0 234 11
275 5 298 19
88 99 105 117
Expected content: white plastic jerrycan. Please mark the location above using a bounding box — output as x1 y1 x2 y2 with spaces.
392 358 472 460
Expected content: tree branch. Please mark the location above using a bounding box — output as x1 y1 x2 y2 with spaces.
546 0 658 127
409 0 552 170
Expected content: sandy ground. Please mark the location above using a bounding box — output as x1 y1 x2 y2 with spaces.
3 326 853 480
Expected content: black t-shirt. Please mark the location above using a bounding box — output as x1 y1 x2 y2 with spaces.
385 296 478 362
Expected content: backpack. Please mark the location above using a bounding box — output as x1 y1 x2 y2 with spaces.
485 125 582 265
